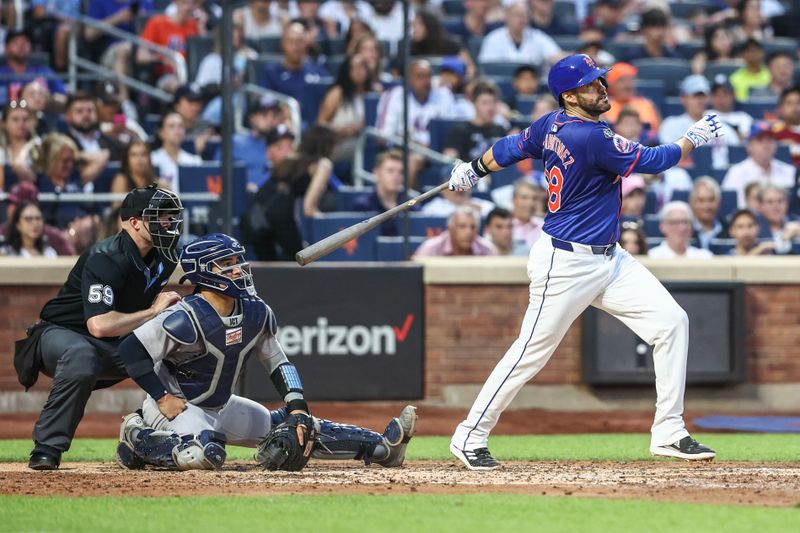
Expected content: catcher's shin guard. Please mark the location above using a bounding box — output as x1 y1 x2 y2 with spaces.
173 430 228 470
133 429 183 468
374 405 418 468
312 419 385 465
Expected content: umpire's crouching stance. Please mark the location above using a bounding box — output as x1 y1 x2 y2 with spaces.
15 185 184 470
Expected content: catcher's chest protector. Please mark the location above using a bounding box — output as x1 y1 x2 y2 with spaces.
173 295 267 408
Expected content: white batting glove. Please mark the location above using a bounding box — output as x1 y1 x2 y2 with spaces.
683 113 724 148
448 160 481 191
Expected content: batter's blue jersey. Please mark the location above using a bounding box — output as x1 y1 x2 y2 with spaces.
492 110 682 245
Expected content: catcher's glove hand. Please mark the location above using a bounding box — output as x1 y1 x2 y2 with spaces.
256 412 317 471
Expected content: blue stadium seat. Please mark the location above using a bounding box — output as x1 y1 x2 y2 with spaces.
646 237 664 250
489 75 514 101
739 98 777 120
442 0 466 15
675 41 704 60
644 190 659 214
709 238 735 256
763 38 799 58
143 114 161 137
661 97 684 119
324 56 347 78
605 42 642 62
467 36 483 61
631 58 692 97
643 214 663 237
671 190 690 203
691 145 713 177
480 62 528 77
710 168 727 184
308 212 379 261
186 36 213 81
428 119 463 153
253 37 281 54
327 37 347 56
670 2 713 18
417 163 450 190
376 236 427 261
336 186 374 211
94 162 121 194
552 35 583 53
703 61 744 81
728 146 747 165
776 146 792 165
720 190 738 217
635 80 665 111
178 164 248 233
516 95 537 115
408 213 447 237
301 77 335 124
490 166 524 189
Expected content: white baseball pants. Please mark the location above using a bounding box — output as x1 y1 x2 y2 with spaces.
452 233 690 451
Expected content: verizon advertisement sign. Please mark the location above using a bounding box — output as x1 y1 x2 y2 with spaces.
242 265 424 400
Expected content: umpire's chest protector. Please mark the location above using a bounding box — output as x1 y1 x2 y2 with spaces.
170 295 267 408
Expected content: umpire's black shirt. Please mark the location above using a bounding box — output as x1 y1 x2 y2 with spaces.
40 230 175 341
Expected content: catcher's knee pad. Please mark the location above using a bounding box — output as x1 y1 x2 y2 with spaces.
133 429 183 468
172 430 227 471
313 419 385 465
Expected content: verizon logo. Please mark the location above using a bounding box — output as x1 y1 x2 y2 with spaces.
278 315 414 356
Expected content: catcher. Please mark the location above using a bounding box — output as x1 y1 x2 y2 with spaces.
114 232 417 471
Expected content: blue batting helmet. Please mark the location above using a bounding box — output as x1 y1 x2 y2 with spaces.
180 233 256 298
548 54 610 102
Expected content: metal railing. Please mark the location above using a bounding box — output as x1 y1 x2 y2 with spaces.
0 192 219 203
66 13 188 103
352 126 457 187
241 83 302 145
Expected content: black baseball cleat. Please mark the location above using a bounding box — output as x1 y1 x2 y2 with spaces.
651 436 716 461
28 451 60 471
450 443 501 471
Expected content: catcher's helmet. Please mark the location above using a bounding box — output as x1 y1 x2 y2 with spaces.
548 54 610 102
180 233 256 298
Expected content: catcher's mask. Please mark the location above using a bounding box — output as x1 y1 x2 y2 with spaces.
179 233 256 298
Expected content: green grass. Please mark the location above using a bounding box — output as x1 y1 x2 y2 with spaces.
2 433 798 463
1 495 797 533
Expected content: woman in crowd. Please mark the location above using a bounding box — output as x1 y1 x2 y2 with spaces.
150 111 203 194
0 100 38 182
2 201 57 257
691 24 736 74
111 140 158 206
619 221 649 256
348 34 389 87
233 0 283 40
730 0 773 43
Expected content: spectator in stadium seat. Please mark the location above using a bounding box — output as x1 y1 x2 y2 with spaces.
233 0 283 40
0 29 66 106
32 133 99 231
352 149 418 236
581 0 626 41
414 206 497 257
85 1 157 104
477 1 562 67
444 0 503 44
624 8 679 62
530 95 558 121
658 75 739 147
19 80 57 137
93 82 147 146
722 122 795 207
259 22 330 123
689 176 729 250
150 111 203 194
29 0 81 72
690 24 735 75
576 35 615 67
709 75 753 142
482 207 515 255
111 140 158 207
369 1 405 50
728 208 775 255
263 124 297 184
772 86 800 166
0 100 38 179
619 220 648 256
422 187 495 218
745 181 764 213
0 201 57 257
410 10 475 78
347 34 389 87
295 6 336 60
528 0 576 35
509 179 544 251
437 57 476 121
648 201 714 259
219 96 283 193
443 81 508 165
0 182 75 255
603 63 661 131
171 85 216 157
137 0 205 94
317 54 373 166
758 184 800 254
317 0 374 37
762 52 796 99
621 175 647 225
729 38 771 103
613 107 647 145
62 93 119 181
504 65 541 113
730 0 774 43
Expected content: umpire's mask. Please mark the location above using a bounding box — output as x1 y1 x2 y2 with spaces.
141 188 184 263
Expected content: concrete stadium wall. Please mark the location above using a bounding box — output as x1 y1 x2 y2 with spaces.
1 256 799 413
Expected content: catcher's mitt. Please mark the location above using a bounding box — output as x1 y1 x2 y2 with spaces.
256 412 317 471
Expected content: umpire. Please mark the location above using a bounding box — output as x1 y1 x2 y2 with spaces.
19 185 184 470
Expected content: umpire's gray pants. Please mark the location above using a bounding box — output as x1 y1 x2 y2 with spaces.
32 326 127 455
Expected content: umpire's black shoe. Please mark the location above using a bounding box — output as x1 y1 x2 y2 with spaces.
28 451 60 471
450 443 501 471
651 436 716 461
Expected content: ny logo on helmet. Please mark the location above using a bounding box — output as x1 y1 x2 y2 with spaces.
583 56 597 68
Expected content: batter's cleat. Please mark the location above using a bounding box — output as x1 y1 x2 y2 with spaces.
119 410 146 447
650 436 716 461
116 442 146 470
450 443 501 471
375 405 418 467
28 451 60 471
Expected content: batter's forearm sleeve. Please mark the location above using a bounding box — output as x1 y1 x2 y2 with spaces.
631 143 682 174
119 334 168 401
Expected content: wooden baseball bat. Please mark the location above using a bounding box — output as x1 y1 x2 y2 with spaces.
295 182 450 266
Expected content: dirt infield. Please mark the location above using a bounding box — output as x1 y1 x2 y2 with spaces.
2 460 798 508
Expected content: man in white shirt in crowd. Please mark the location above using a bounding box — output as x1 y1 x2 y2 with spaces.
510 179 544 251
482 207 519 256
722 122 796 207
759 185 800 254
709 75 753 142
658 75 739 156
689 176 728 250
414 206 497 257
648 201 714 259
477 1 562 67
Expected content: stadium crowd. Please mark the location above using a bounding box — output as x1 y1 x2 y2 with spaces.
0 0 798 260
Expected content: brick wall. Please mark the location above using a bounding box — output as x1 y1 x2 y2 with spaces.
2 283 799 398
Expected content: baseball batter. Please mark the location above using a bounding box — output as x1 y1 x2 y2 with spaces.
114 233 417 471
448 54 721 470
